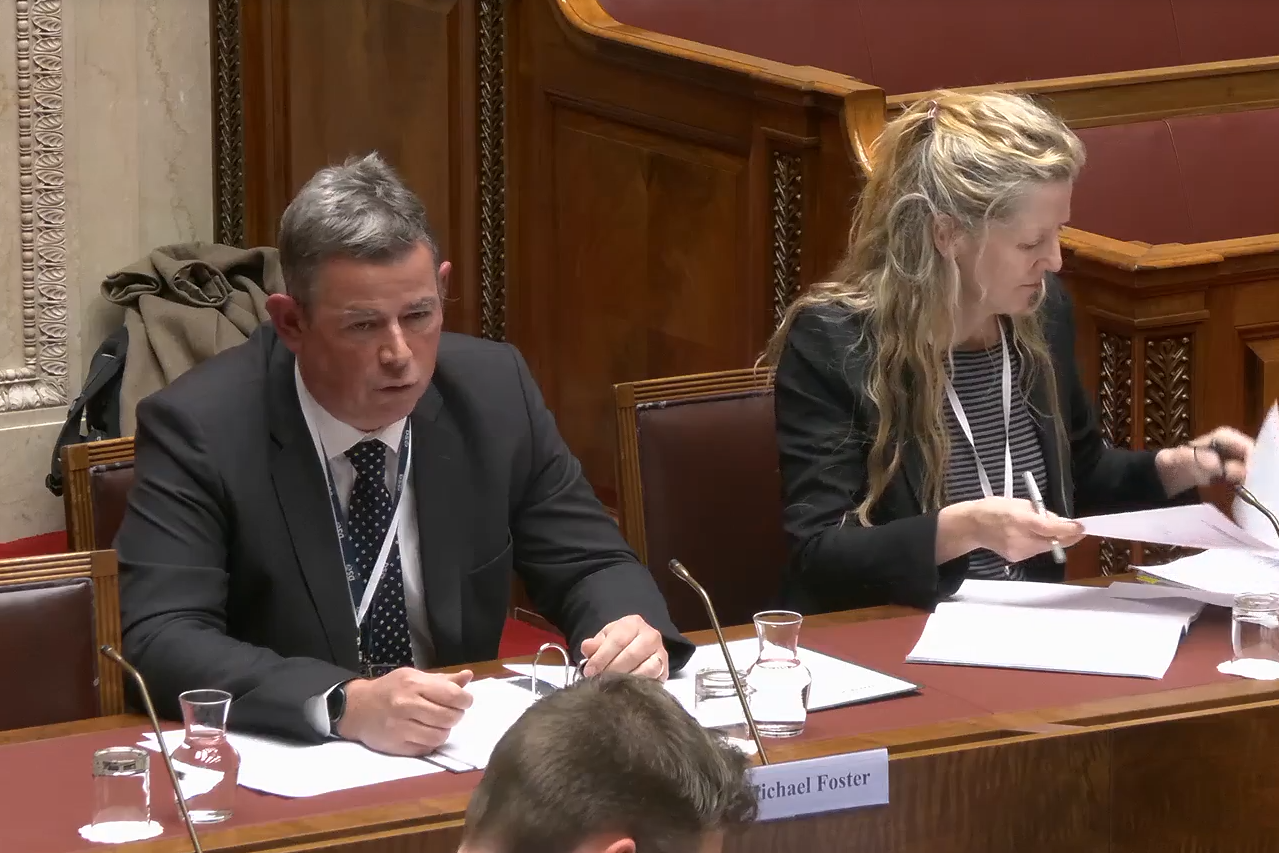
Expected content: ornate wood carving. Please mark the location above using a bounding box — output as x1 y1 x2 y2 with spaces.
1143 335 1193 450
1142 334 1195 564
1096 330 1133 575
6 0 68 411
478 0 507 342
212 0 244 247
771 151 802 329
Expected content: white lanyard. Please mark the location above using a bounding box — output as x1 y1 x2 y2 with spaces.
944 323 1013 500
318 427 412 629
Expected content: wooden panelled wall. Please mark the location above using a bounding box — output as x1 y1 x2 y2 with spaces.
216 0 869 509
213 1 1275 568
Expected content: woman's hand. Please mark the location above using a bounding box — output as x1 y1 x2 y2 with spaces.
939 498 1085 565
1155 426 1254 495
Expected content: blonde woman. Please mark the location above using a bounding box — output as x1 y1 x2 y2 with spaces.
766 91 1252 614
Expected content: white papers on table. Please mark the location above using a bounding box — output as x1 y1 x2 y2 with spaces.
139 728 444 798
906 580 1202 679
429 677 540 771
504 639 917 730
1079 503 1278 554
1119 549 1279 608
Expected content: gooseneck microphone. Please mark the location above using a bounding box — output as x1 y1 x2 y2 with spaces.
99 645 203 853
668 559 769 765
1209 439 1279 540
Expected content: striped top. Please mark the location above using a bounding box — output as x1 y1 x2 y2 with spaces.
943 340 1050 580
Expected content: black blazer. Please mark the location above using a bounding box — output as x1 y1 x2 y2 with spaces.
774 276 1188 614
117 325 692 741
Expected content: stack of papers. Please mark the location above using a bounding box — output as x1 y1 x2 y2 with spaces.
1083 403 1279 606
139 729 444 798
906 580 1203 678
505 638 918 730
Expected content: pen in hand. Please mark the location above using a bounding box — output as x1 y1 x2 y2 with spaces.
1022 470 1067 565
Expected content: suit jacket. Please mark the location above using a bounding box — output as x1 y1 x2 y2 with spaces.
117 325 692 741
773 275 1192 614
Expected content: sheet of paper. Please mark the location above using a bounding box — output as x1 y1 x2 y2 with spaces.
1105 578 1237 609
907 580 1197 679
1079 503 1279 554
139 728 444 798
1237 403 1279 548
429 677 541 771
505 639 917 730
1135 549 1279 602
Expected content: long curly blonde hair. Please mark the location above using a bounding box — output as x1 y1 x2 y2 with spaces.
764 90 1085 524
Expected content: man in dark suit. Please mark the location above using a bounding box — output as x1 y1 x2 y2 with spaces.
117 153 691 756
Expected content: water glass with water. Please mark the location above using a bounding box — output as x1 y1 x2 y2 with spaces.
170 688 240 823
1232 592 1279 664
91 747 151 832
744 610 812 738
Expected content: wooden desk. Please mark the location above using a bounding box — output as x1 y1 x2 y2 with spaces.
6 602 1279 853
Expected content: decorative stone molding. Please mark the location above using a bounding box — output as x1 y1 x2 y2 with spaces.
6 0 68 411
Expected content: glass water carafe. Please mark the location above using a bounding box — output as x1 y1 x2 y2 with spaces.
744 610 812 738
169 689 240 823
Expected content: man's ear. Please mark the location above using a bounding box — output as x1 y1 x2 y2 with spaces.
598 840 635 853
437 260 453 301
265 293 306 353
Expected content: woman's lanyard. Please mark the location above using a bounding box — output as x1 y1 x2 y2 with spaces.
944 323 1013 501
318 424 412 633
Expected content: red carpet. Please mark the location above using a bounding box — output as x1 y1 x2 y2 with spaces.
0 529 561 658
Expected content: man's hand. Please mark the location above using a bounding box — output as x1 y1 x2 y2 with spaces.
336 668 474 756
580 615 668 681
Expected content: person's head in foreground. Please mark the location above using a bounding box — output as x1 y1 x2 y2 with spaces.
459 673 758 853
767 89 1084 521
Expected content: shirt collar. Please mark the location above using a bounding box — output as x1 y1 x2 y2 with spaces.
294 363 407 461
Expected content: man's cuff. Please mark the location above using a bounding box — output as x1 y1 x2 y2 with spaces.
304 681 347 738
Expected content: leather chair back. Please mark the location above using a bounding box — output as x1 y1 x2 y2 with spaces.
61 438 135 551
0 551 124 728
0 578 99 729
615 369 786 632
89 461 135 550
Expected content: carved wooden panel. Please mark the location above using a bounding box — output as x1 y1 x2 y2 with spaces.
1142 334 1196 565
232 0 483 334
1143 334 1193 450
478 0 507 342
213 0 244 247
771 151 802 329
525 106 751 504
1097 329 1133 575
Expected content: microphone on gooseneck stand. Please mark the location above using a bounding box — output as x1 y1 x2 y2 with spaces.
667 559 769 765
99 645 203 853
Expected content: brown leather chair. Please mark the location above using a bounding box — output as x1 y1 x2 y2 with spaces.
0 551 123 729
614 368 786 632
61 438 135 551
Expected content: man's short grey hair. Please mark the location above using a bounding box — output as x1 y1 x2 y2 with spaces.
278 152 441 305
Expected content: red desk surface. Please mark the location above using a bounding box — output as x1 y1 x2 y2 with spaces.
0 611 1238 853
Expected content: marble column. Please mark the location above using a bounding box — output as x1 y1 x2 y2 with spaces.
0 0 212 541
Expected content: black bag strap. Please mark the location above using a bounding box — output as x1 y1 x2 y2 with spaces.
46 326 128 497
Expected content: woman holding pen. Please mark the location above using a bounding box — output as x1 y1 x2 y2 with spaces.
765 90 1254 615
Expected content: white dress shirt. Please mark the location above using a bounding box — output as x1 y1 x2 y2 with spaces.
295 365 432 734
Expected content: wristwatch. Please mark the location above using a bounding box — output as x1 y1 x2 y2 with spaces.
327 682 348 729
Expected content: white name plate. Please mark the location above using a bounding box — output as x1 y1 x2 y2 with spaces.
749 748 888 822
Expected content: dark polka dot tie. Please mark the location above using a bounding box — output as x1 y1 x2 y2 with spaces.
344 439 414 671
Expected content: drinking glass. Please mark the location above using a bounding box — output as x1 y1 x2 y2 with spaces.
1231 593 1279 677
744 610 812 738
169 689 240 823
